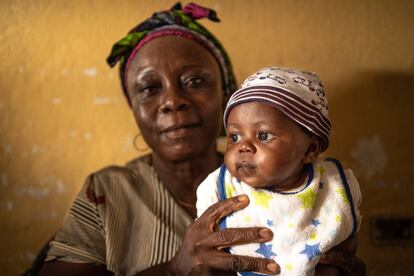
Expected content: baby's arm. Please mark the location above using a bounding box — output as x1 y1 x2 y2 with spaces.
196 167 222 218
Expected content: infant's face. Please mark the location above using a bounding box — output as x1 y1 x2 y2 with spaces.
224 102 313 191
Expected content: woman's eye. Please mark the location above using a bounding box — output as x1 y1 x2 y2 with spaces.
137 83 161 96
229 133 240 143
183 76 205 88
258 131 274 142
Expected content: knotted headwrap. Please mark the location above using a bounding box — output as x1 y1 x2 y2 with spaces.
107 2 236 105
224 67 331 152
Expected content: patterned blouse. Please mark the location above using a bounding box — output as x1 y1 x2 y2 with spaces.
46 156 193 275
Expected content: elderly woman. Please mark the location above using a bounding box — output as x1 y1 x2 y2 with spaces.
39 3 364 276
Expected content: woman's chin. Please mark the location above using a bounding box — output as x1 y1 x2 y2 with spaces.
157 143 205 162
152 130 217 162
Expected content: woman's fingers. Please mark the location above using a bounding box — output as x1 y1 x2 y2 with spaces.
197 227 273 249
197 195 249 229
209 253 280 275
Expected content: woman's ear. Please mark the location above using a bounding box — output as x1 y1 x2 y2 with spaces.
303 136 321 164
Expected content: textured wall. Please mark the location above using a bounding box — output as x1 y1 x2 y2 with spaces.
1 0 413 275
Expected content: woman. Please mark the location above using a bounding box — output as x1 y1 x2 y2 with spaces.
39 3 364 275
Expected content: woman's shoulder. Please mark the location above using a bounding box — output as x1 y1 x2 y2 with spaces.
92 155 150 177
87 155 154 192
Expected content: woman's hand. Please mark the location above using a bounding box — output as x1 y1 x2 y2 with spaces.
169 195 280 276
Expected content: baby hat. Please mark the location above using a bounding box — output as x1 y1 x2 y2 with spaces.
224 67 331 152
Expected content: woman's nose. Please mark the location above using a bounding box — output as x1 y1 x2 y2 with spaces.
159 85 190 113
238 140 256 154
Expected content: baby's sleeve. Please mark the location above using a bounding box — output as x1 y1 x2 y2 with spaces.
196 167 222 218
345 169 363 233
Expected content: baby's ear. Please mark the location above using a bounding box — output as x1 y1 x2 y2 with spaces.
303 136 321 163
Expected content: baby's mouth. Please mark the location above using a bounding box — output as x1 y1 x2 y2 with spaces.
235 161 257 170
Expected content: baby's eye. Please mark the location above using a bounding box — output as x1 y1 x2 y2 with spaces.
229 133 241 143
258 131 274 142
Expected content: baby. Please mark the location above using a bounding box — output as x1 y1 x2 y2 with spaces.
196 67 362 275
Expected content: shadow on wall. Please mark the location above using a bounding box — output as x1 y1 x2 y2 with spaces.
332 70 413 146
329 71 414 275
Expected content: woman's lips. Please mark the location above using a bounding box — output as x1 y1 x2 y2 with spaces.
160 123 202 139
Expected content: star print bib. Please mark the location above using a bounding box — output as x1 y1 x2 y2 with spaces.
196 158 361 276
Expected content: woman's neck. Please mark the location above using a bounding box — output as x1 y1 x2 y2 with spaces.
151 146 222 217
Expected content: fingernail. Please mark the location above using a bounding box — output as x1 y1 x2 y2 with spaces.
267 262 279 273
237 195 248 202
259 228 272 239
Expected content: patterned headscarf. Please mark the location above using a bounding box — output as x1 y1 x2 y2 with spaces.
224 67 331 152
107 2 236 105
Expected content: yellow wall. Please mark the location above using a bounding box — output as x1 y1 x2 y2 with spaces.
1 0 413 275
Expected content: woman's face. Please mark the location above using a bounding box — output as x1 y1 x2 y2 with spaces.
126 36 223 162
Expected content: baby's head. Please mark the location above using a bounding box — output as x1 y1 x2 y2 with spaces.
223 67 331 191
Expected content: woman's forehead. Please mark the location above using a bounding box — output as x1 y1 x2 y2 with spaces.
128 36 220 74
135 37 214 62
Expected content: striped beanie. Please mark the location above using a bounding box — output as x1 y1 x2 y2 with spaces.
223 67 331 152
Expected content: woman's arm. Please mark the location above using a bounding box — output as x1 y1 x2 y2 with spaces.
39 261 113 276
38 174 108 275
40 195 276 276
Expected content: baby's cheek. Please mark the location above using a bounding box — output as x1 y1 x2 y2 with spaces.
224 149 237 176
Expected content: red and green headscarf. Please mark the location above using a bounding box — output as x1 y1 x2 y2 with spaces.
107 2 237 105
